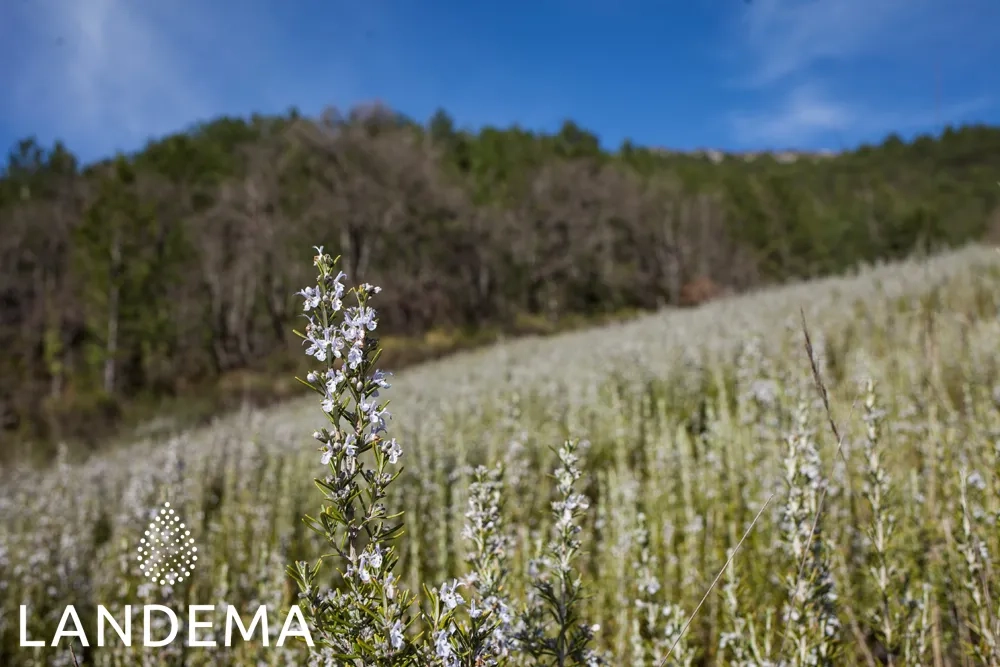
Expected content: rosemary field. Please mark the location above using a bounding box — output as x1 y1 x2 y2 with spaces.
3 244 1000 665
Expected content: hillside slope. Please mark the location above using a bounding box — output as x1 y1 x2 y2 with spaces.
3 108 999 448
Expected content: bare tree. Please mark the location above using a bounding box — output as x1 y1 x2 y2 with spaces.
288 104 467 332
195 142 291 371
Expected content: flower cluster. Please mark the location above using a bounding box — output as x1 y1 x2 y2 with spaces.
461 464 516 664
780 399 841 666
515 440 605 666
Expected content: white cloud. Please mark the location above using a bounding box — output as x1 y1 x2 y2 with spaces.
14 0 185 142
3 0 383 158
739 0 1000 89
730 84 853 146
4 0 281 156
726 0 998 147
731 85 993 148
735 0 923 88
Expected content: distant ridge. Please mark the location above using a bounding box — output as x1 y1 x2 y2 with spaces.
652 147 840 164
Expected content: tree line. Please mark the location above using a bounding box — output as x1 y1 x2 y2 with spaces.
2 102 999 453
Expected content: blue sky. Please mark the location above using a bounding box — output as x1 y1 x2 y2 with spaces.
1 0 998 165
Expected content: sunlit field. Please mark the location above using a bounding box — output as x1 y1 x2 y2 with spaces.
3 244 1000 666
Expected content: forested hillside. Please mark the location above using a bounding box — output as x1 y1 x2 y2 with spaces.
2 102 999 453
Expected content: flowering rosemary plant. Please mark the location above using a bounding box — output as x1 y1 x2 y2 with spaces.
287 247 416 664
514 441 604 667
288 247 603 666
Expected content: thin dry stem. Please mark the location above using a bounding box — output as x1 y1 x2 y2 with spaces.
660 493 775 666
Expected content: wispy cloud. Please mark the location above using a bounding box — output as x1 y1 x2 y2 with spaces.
734 0 923 89
730 84 853 146
2 0 306 158
2 0 392 159
732 84 993 147
725 0 998 147
8 0 201 148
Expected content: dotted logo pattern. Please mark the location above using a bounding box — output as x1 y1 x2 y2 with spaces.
136 502 197 586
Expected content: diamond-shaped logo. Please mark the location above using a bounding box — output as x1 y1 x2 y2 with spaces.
137 502 197 586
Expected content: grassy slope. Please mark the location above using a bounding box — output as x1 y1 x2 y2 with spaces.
3 307 645 467
3 244 1000 664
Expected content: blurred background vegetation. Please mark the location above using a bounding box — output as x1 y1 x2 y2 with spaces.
2 102 998 459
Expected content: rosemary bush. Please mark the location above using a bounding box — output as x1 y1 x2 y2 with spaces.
287 248 603 665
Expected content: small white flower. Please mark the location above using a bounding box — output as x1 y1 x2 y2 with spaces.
330 335 345 359
320 445 335 466
369 545 383 569
439 579 464 609
358 546 382 583
389 620 404 650
298 286 322 311
347 345 363 370
372 369 391 389
434 629 453 659
304 337 327 361
347 306 378 332
385 572 397 600
382 438 402 465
